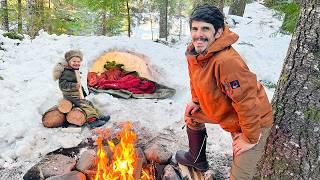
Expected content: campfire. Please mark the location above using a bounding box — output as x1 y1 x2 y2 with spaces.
93 122 154 180
23 121 215 180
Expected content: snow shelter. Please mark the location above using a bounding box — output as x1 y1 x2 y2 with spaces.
88 49 175 99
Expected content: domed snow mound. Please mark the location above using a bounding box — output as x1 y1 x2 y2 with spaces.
90 50 155 81
88 49 175 99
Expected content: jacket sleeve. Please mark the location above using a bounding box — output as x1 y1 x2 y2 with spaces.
187 60 199 103
59 71 78 92
220 59 261 144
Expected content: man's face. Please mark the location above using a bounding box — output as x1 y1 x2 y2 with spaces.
68 57 81 69
191 20 220 53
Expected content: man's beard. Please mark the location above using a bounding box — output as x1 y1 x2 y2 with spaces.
194 46 206 53
192 37 209 53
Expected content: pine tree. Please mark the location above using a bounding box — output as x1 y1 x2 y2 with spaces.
258 0 320 178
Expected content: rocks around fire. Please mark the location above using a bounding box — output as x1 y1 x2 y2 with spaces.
45 171 86 180
23 121 225 179
144 143 172 164
23 154 76 179
76 149 96 173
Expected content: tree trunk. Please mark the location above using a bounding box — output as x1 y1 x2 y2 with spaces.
258 0 320 179
179 17 182 40
150 13 153 40
177 0 182 40
218 0 224 13
159 0 167 39
26 0 37 37
193 0 224 13
18 0 22 33
47 0 52 34
126 0 131 37
39 0 45 30
228 0 246 17
164 0 168 41
101 10 107 35
1 0 9 31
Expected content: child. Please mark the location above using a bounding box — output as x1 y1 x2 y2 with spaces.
53 49 110 128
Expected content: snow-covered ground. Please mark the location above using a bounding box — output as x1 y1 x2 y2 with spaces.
0 2 291 179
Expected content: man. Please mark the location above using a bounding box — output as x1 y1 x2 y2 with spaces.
175 4 273 179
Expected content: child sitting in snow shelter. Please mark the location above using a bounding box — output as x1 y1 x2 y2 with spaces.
53 49 110 128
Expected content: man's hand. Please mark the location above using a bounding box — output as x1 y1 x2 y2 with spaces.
185 101 200 116
184 115 200 127
232 133 256 156
76 83 81 89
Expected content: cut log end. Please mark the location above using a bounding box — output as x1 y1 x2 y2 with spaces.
178 163 215 180
58 99 73 113
66 107 86 126
42 106 66 128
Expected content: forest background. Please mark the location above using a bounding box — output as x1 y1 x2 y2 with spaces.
0 0 300 41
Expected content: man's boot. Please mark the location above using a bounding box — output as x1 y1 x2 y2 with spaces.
175 127 209 171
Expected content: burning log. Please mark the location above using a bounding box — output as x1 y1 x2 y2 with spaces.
94 122 156 180
66 107 86 126
58 99 73 113
134 148 145 180
42 106 66 128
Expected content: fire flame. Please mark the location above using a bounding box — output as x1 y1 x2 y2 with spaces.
94 122 154 180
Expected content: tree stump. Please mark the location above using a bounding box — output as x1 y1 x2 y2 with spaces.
58 99 73 113
42 106 66 128
66 107 86 126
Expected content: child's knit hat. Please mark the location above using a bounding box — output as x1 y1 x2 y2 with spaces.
64 50 83 62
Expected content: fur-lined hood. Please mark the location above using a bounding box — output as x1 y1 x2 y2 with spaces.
53 59 68 81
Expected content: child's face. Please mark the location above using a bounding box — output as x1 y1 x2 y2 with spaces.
68 57 81 69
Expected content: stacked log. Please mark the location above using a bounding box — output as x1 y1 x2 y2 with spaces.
42 106 66 128
66 107 86 126
58 99 73 113
42 101 87 128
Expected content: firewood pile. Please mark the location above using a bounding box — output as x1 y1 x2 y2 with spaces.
42 99 86 128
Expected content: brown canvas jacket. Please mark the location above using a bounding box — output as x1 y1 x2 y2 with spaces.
186 25 273 144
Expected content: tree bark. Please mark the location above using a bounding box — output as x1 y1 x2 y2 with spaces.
101 9 107 35
159 0 168 39
228 0 246 17
18 0 22 33
218 0 224 13
47 0 52 34
126 0 131 37
258 0 320 179
193 0 224 13
150 13 153 40
39 0 45 30
165 0 168 41
1 0 9 31
26 0 37 37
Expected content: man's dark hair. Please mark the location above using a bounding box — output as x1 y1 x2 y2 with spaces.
189 4 224 32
